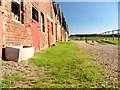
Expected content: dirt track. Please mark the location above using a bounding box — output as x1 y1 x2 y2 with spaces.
73 40 119 85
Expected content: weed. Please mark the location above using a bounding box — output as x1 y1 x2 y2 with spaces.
97 38 120 45
0 73 25 88
29 42 113 88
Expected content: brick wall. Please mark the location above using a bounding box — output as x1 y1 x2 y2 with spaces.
61 28 65 42
52 3 57 44
3 1 32 47
0 6 3 59
32 1 51 50
1 0 69 54
57 23 61 41
2 1 52 51
65 31 69 41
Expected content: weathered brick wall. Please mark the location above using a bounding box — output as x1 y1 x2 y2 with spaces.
39 31 47 50
65 31 69 41
38 0 56 47
55 15 62 41
32 1 51 50
57 23 61 41
39 1 50 49
61 28 66 42
3 1 32 47
1 0 69 53
2 0 52 51
52 3 56 44
0 6 3 59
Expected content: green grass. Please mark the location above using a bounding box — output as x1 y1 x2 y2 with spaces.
0 73 25 88
29 42 115 88
1 42 117 88
70 36 120 45
69 36 101 41
97 38 120 45
30 42 83 67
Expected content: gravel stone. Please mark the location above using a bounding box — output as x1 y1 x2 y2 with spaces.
73 40 119 85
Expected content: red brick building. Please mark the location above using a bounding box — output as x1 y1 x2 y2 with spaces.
0 4 3 60
0 0 69 59
53 2 69 42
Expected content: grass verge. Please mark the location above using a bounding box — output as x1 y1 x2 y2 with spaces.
0 73 25 88
97 38 120 45
2 42 117 88
29 42 114 88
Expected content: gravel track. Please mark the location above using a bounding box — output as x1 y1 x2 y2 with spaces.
0 61 51 88
73 40 119 86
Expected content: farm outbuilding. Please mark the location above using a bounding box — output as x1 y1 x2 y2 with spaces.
0 0 69 61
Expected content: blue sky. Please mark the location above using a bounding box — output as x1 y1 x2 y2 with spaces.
59 2 118 35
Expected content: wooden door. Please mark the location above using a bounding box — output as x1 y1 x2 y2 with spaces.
32 20 40 51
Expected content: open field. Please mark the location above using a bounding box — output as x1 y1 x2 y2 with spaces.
70 35 120 45
70 36 101 41
97 38 120 45
0 42 118 88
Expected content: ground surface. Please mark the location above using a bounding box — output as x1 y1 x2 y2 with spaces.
73 40 119 85
0 41 119 88
0 61 46 88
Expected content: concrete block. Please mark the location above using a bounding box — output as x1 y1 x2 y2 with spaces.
5 46 34 62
